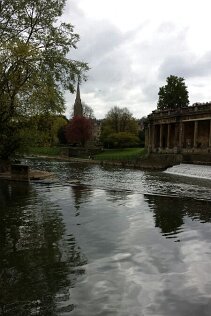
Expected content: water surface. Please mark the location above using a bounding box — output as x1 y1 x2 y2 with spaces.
1 160 211 315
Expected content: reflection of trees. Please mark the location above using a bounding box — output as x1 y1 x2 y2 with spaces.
185 199 211 223
146 195 184 236
0 181 87 315
71 185 93 214
145 194 211 238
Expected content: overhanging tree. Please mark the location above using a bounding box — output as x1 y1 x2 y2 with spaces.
157 75 189 110
0 0 88 159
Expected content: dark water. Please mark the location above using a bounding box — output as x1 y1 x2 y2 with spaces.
1 160 211 316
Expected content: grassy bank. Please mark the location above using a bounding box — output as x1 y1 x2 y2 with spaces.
24 146 146 162
25 146 63 157
95 148 146 161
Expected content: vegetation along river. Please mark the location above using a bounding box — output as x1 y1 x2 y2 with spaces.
1 159 211 316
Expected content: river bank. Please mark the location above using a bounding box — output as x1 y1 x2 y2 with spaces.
0 168 54 181
24 154 172 171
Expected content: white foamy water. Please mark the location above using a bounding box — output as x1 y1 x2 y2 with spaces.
165 163 211 180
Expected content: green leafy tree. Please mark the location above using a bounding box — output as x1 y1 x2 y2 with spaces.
100 106 139 148
70 102 95 119
0 0 88 159
138 116 146 147
82 103 95 119
106 132 139 148
157 75 189 110
19 115 68 149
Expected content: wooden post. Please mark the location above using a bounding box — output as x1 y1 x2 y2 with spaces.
11 164 29 182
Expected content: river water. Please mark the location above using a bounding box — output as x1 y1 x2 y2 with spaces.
1 160 211 316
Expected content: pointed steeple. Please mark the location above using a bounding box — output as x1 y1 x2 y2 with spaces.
73 79 83 116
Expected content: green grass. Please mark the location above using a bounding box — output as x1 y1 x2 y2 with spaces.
26 146 63 156
95 148 146 161
24 146 146 161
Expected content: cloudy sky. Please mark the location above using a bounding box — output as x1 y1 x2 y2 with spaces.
63 0 211 119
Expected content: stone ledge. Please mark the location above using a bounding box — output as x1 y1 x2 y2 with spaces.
0 169 54 181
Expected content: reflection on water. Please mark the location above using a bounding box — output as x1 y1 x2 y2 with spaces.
1 160 211 315
71 184 93 214
146 195 211 241
0 181 87 315
147 194 185 240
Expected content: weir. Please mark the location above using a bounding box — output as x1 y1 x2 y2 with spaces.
164 163 211 180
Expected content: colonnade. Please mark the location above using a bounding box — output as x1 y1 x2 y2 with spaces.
147 119 211 152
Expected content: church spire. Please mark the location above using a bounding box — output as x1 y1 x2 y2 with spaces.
73 79 83 116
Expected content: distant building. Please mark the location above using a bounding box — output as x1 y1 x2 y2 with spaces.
92 119 102 142
72 81 102 143
145 102 211 154
73 81 83 117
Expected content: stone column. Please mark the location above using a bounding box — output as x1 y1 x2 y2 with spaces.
209 120 211 147
152 125 155 150
194 121 198 148
167 124 171 148
178 122 184 149
159 124 163 148
174 124 178 149
145 124 149 148
148 124 151 152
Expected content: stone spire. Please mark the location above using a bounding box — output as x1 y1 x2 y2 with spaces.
73 80 83 116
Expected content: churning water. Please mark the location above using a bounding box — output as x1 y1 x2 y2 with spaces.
165 163 211 180
1 160 211 316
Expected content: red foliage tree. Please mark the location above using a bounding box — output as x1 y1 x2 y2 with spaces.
65 116 93 146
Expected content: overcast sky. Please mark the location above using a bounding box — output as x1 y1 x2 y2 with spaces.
63 0 211 119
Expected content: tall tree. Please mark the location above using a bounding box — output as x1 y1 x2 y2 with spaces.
82 103 95 119
70 102 95 119
0 0 88 159
102 106 138 133
100 106 139 148
157 75 189 110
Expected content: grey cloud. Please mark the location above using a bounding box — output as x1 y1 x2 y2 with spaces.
157 22 177 34
64 1 163 118
65 1 211 119
158 52 211 80
142 83 158 103
133 26 188 65
72 22 124 64
64 0 85 19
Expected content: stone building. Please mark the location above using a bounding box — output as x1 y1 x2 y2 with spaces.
145 102 211 154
